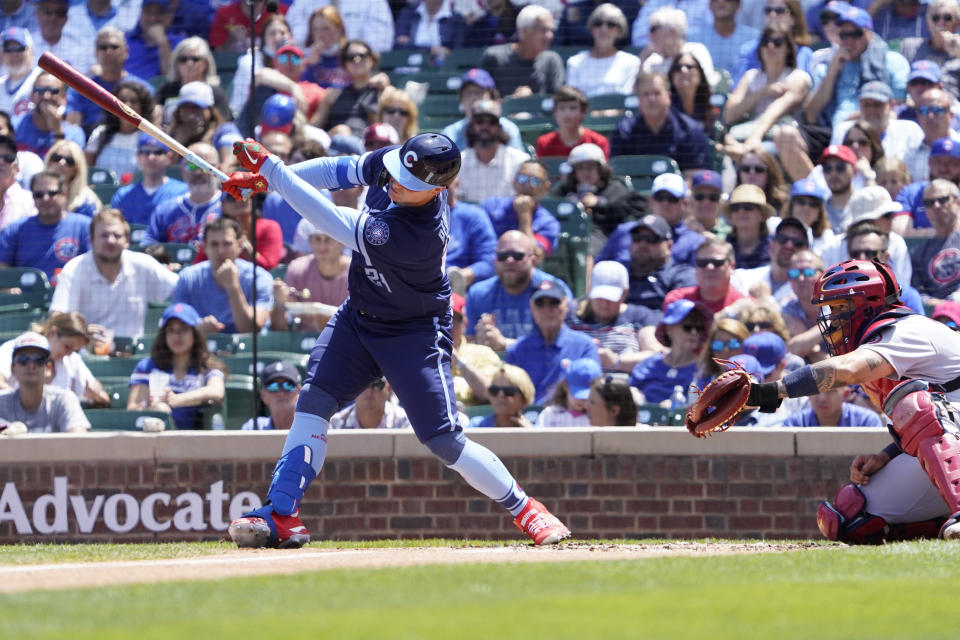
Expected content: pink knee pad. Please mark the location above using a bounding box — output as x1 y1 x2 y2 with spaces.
817 483 887 544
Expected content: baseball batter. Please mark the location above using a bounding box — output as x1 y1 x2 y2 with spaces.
220 134 571 548
746 259 960 543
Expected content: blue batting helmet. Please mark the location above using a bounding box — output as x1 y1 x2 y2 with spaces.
382 132 461 191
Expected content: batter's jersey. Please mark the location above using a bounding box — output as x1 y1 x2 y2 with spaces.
859 314 960 407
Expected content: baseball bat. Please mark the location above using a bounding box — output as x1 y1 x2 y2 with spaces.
38 51 251 198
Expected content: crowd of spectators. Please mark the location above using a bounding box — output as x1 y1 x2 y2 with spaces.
6 0 960 433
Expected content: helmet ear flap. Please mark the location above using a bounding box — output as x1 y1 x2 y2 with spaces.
378 168 390 188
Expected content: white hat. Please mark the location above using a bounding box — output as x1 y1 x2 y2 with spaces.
589 260 629 302
11 331 50 356
177 81 214 110
651 173 686 198
844 185 902 227
567 143 606 166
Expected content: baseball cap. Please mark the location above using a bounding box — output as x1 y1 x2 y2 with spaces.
137 132 167 151
691 169 722 191
260 94 296 134
630 213 672 241
820 144 857 165
931 137 960 158
589 260 629 302
144 0 171 8
276 42 304 58
530 279 567 302
791 178 825 200
932 300 960 326
328 133 363 156
177 81 214 110
470 99 502 119
363 122 399 146
775 217 808 237
160 302 200 328
836 6 873 30
909 59 942 84
11 331 50 357
820 1 852 18
844 185 901 225
262 360 302 386
651 173 686 198
742 332 786 377
2 27 31 48
655 299 713 347
567 143 606 167
461 68 496 91
859 81 893 103
727 354 765 383
564 358 603 400
451 293 465 315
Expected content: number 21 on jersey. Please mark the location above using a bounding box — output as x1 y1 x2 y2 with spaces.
365 267 392 292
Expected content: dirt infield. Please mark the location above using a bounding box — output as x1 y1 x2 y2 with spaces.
1 541 819 593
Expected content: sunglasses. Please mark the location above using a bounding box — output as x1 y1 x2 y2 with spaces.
839 29 864 40
369 379 386 390
819 12 838 25
488 385 520 397
932 13 955 22
39 7 68 17
679 323 704 333
729 203 761 213
0 153 15 164
382 107 410 117
14 353 49 366
711 338 741 351
97 43 121 51
630 230 662 243
762 37 786 47
533 297 562 308
922 194 953 208
276 53 302 65
178 55 203 64
693 192 720 202
787 267 819 279
917 105 949 116
792 196 820 207
593 20 620 29
265 380 298 392
696 257 728 268
845 138 869 148
748 321 773 331
516 174 545 187
676 62 697 72
33 86 61 96
472 115 499 126
346 52 371 63
653 192 680 203
775 234 807 248
822 162 849 173
32 188 61 199
138 148 167 156
2 42 24 53
49 153 75 166
739 164 767 174
849 249 880 260
942 319 959 330
496 250 527 262
764 6 788 14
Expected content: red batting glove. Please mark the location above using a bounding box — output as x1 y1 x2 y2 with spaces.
233 138 273 173
223 172 269 201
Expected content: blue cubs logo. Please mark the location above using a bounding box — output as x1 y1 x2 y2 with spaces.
930 248 960 285
365 219 390 246
53 237 80 262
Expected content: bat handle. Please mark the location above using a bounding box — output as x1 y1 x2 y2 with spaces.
240 188 253 201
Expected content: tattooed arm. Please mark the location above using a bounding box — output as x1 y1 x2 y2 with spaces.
776 348 895 397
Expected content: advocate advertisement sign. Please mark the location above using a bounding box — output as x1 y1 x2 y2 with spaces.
1 477 263 535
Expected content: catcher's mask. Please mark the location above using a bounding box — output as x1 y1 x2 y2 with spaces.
811 259 901 356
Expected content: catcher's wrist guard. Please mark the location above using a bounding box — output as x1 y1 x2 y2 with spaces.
747 382 782 413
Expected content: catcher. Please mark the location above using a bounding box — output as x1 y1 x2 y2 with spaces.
688 259 960 543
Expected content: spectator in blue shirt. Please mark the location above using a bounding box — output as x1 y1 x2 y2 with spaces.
142 141 221 245
480 160 560 258
689 0 760 75
505 279 600 405
446 176 497 296
466 229 573 350
440 68 525 152
124 0 183 81
14 71 85 157
0 169 90 281
394 0 466 65
170 216 273 334
111 133 188 225
781 386 884 426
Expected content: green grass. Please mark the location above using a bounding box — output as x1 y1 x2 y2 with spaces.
0 540 958 639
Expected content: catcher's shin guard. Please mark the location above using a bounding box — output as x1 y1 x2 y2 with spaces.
266 445 317 516
817 483 944 544
884 381 960 515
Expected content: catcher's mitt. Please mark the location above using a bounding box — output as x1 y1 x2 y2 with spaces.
685 359 753 437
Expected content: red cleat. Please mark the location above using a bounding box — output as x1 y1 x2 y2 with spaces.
228 508 310 549
513 498 571 545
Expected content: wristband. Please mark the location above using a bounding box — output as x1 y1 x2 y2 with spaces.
747 382 782 413
782 365 819 398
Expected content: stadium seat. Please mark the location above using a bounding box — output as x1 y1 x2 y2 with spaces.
538 156 570 182
0 309 45 332
82 356 140 380
390 69 462 95
105 382 131 409
212 50 240 75
539 197 591 238
84 409 174 431
205 332 253 355
92 182 120 204
218 379 263 430
502 94 554 123
220 351 310 379
435 47 487 70
378 48 428 72
541 233 589 298
636 403 673 426
88 167 119 185
129 224 148 248
257 331 320 353
418 93 463 123
0 267 53 311
608 155 681 195
159 243 198 264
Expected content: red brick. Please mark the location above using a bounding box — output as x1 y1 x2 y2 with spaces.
659 483 705 498
591 483 634 497
729 515 772 529
739 499 761 513
391 485 435 498
401 499 423 514
761 499 802 513
425 500 467 514
592 515 635 529
625 499 669 513
695 500 738 514
558 499 605 513
323 485 365 499
659 515 703 528
358 501 400 515
672 500 692 513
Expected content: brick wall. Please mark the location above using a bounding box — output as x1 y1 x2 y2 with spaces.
0 428 892 543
